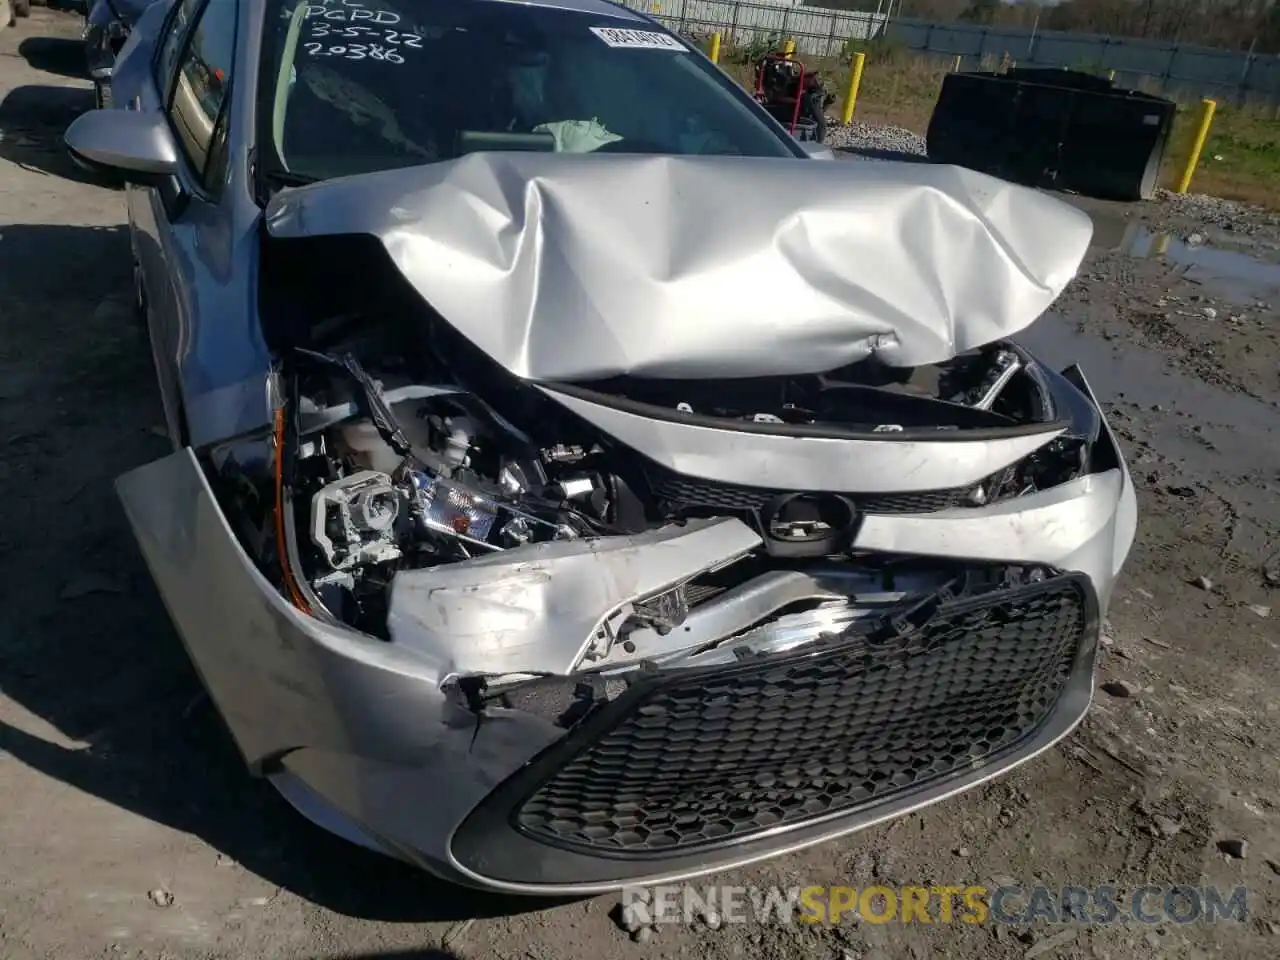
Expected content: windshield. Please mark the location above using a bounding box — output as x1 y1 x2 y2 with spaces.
259 0 800 181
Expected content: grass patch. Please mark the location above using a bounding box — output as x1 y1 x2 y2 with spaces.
1168 104 1280 207
708 40 1280 210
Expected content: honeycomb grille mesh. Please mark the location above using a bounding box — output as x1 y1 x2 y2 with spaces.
650 474 972 514
514 578 1086 855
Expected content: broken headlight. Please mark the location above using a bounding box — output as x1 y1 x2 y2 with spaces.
964 358 1106 506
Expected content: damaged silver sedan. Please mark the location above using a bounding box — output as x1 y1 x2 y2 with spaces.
65 0 1135 893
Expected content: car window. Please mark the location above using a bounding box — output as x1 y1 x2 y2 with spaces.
169 0 238 181
154 0 205 103
259 0 797 183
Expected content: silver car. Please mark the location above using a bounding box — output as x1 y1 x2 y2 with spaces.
65 0 1136 895
84 0 162 108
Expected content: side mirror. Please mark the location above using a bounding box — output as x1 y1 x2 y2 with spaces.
64 108 179 184
800 141 837 161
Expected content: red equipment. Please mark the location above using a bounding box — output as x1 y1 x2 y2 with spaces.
754 52 808 136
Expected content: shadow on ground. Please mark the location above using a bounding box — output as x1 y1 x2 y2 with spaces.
0 222 566 926
0 84 109 183
17 35 87 81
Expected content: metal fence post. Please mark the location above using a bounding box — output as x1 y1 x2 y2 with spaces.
728 1 739 49
1162 44 1177 97
826 15 840 59
1238 51 1256 105
677 0 687 32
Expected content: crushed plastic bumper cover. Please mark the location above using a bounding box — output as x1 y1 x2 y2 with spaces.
449 571 1098 887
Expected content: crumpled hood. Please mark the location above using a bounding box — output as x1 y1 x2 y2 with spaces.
264 152 1092 380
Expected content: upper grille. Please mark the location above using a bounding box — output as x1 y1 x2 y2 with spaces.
512 575 1089 856
650 472 973 515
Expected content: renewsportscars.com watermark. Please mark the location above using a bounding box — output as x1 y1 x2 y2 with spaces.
620 883 1250 926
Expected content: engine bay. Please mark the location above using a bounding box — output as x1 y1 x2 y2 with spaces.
201 326 1107 683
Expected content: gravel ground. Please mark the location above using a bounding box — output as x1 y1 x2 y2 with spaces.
824 120 929 160
2 11 1280 960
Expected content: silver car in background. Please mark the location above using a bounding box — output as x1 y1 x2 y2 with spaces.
64 0 1136 894
84 0 161 107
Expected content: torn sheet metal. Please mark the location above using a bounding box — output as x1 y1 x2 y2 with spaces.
264 152 1093 380
386 516 762 676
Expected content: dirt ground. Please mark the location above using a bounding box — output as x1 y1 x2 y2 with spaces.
1 9 1278 960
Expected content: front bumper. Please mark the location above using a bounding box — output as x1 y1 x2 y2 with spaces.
450 572 1097 889
116 377 1134 894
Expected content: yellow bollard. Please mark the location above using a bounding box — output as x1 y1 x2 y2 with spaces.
709 31 721 64
1175 98 1217 194
953 54 961 72
840 52 866 125
782 37 796 58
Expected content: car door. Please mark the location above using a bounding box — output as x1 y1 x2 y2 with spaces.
129 0 237 448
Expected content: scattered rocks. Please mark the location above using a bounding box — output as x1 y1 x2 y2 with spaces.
825 121 928 160
1023 927 1079 958
147 888 174 908
631 926 653 944
1151 814 1183 838
1247 604 1271 618
617 903 645 933
1202 306 1218 320
441 918 475 949
1155 188 1280 230
1101 680 1139 699
954 846 970 858
703 911 722 930
1218 838 1249 859
1189 575 1214 591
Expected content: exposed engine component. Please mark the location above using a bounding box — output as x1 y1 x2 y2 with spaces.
970 350 1023 411
278 337 1106 654
297 368 604 610
405 469 575 554
311 471 403 570
632 584 690 636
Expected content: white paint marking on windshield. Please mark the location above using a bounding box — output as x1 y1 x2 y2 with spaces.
589 26 686 51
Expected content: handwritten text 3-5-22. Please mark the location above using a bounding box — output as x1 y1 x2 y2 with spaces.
309 22 422 47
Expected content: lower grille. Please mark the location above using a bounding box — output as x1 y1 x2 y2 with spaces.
512 575 1088 856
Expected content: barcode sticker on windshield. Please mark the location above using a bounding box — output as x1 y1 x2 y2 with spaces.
590 27 686 51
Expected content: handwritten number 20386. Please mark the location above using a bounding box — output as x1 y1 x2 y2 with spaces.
304 42 406 63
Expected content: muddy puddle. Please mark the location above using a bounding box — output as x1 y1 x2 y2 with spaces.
1020 314 1279 500
1090 214 1280 307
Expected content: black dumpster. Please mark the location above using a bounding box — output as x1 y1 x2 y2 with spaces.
926 69 1176 202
